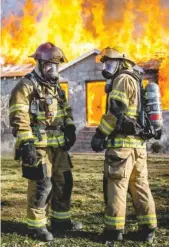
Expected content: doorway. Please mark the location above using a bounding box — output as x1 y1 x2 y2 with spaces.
86 81 106 126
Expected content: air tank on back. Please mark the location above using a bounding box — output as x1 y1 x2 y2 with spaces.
145 82 163 131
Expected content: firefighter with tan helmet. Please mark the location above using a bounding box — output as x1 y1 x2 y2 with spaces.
91 47 162 244
9 42 82 241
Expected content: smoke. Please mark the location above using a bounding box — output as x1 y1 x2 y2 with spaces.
1 0 47 21
1 0 24 18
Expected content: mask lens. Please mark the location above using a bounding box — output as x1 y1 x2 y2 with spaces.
104 60 119 74
103 62 112 72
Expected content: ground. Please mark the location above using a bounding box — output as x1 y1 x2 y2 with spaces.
1 154 169 247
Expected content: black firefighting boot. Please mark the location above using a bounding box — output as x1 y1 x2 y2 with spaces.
137 227 156 243
51 219 83 232
28 226 54 242
103 229 123 245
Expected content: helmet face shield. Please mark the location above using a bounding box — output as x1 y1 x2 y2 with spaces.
102 60 119 79
42 61 59 83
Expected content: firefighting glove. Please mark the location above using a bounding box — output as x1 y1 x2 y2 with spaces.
91 128 106 152
20 140 36 166
63 125 76 151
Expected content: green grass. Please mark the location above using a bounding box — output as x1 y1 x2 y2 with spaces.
1 155 169 247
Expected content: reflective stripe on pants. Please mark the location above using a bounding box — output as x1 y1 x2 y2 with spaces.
51 210 71 221
27 218 47 228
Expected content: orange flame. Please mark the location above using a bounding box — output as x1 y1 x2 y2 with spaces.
158 57 169 110
1 0 169 109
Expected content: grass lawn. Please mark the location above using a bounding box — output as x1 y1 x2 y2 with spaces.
1 154 169 247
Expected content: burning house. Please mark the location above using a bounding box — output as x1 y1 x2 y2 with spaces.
1 0 169 154
1 49 169 153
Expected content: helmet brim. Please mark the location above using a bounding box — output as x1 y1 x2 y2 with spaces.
100 56 135 66
28 54 68 64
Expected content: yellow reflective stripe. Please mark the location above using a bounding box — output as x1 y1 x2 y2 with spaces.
105 222 124 227
57 136 65 145
16 131 35 141
27 218 47 228
34 135 65 147
9 104 29 114
65 118 74 125
137 214 157 219
54 113 65 118
127 106 138 117
127 112 139 117
109 90 129 105
137 214 157 224
104 215 125 227
51 210 71 220
107 137 146 148
99 119 113 135
16 131 35 147
105 215 125 220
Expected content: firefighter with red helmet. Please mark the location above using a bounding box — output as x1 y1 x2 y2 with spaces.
9 42 82 241
91 47 157 244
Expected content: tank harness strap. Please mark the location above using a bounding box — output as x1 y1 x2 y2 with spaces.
25 72 43 141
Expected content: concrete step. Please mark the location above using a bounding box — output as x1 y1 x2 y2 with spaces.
71 127 97 152
83 126 96 131
76 136 93 142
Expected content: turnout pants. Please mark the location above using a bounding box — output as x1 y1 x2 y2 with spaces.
104 148 157 230
26 147 73 228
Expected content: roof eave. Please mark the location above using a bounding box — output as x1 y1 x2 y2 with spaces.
59 49 100 72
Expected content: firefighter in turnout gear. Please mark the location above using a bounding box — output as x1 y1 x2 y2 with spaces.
9 42 82 242
91 47 157 244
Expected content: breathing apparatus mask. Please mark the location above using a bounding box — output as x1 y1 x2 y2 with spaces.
41 61 59 84
35 60 59 85
102 60 120 79
102 60 120 93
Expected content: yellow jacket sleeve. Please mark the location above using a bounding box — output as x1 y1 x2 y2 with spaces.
98 73 135 136
9 78 35 146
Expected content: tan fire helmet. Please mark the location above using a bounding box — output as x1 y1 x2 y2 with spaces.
29 42 68 64
96 47 135 66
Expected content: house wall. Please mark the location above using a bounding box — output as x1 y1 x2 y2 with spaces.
1 77 20 155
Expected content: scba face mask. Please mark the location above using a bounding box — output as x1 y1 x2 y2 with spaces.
102 60 120 79
42 62 59 83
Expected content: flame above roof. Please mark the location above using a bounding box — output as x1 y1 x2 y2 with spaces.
0 49 162 78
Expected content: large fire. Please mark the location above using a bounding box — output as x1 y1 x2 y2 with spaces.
1 0 169 110
158 57 169 110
